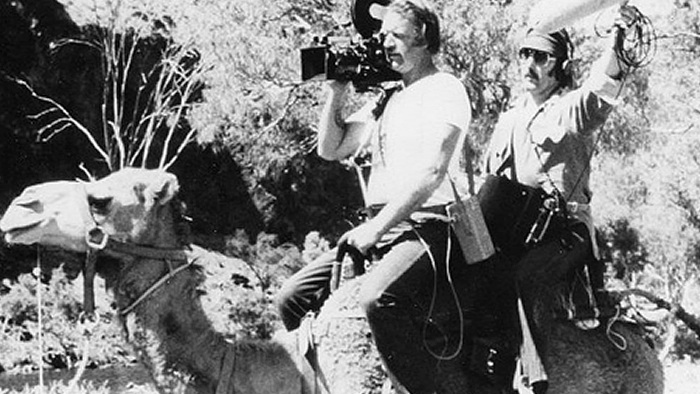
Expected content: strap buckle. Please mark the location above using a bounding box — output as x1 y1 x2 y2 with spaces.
86 227 109 250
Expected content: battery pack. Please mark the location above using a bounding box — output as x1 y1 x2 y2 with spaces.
447 195 495 264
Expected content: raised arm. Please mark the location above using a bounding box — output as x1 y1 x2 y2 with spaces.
317 81 369 161
596 5 640 80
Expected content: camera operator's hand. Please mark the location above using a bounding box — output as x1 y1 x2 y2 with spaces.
337 220 383 255
614 4 638 32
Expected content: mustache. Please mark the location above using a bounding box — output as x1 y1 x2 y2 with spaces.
525 69 538 80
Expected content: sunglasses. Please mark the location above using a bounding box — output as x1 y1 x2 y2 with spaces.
518 48 553 65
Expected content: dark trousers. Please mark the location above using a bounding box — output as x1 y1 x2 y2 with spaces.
275 221 470 394
515 223 598 356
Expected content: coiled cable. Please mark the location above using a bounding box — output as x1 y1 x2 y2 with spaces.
595 4 656 71
615 5 656 69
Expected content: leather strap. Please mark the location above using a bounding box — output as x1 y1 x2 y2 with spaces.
82 250 97 316
86 226 189 261
105 238 189 261
216 345 237 394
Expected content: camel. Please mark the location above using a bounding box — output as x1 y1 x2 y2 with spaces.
0 167 665 394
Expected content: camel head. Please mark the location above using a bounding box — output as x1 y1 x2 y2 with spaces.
1 168 181 253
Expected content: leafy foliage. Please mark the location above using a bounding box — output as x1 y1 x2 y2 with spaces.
0 269 133 374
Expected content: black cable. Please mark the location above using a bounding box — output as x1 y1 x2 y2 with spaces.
614 5 656 70
595 5 657 71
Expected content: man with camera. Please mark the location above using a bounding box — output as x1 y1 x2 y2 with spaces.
482 6 637 394
276 0 472 392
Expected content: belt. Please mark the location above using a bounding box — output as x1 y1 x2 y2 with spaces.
416 205 448 215
566 201 589 214
364 204 448 218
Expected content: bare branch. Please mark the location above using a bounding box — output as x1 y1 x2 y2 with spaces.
113 31 142 169
656 32 700 41
158 54 207 169
260 84 302 135
27 108 61 120
50 38 101 52
161 99 198 166
649 124 695 134
77 163 96 182
162 126 198 171
13 78 111 166
37 121 73 141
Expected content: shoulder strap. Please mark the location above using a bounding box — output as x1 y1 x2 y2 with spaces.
448 172 462 203
487 123 516 179
464 143 476 196
348 86 403 207
448 138 479 199
506 122 518 180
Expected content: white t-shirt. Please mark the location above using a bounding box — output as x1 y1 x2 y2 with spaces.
361 72 471 207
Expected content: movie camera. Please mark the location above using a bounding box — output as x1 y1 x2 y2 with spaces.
300 0 400 92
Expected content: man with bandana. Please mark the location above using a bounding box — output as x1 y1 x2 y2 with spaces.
483 6 637 394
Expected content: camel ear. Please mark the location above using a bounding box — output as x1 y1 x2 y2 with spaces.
146 173 180 206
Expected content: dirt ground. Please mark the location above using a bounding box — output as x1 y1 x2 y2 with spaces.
664 359 700 394
0 360 698 393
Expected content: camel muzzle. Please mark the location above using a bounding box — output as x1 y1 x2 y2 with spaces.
0 180 93 252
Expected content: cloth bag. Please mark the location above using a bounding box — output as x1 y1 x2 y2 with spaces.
476 175 552 258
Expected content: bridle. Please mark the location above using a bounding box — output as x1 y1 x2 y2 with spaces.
82 217 247 394
78 185 192 318
84 226 192 316
76 185 244 394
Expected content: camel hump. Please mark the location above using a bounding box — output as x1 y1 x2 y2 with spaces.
311 276 386 394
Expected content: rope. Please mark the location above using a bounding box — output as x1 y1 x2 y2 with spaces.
120 260 193 316
35 246 44 393
33 245 100 392
605 305 628 351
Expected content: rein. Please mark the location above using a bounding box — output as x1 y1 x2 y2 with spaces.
72 184 241 393
83 226 192 316
83 225 245 393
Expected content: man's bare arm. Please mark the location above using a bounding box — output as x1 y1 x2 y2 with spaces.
317 81 367 161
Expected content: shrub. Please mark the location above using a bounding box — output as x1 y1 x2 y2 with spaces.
0 269 132 374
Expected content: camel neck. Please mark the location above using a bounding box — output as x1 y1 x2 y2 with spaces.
115 247 226 389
